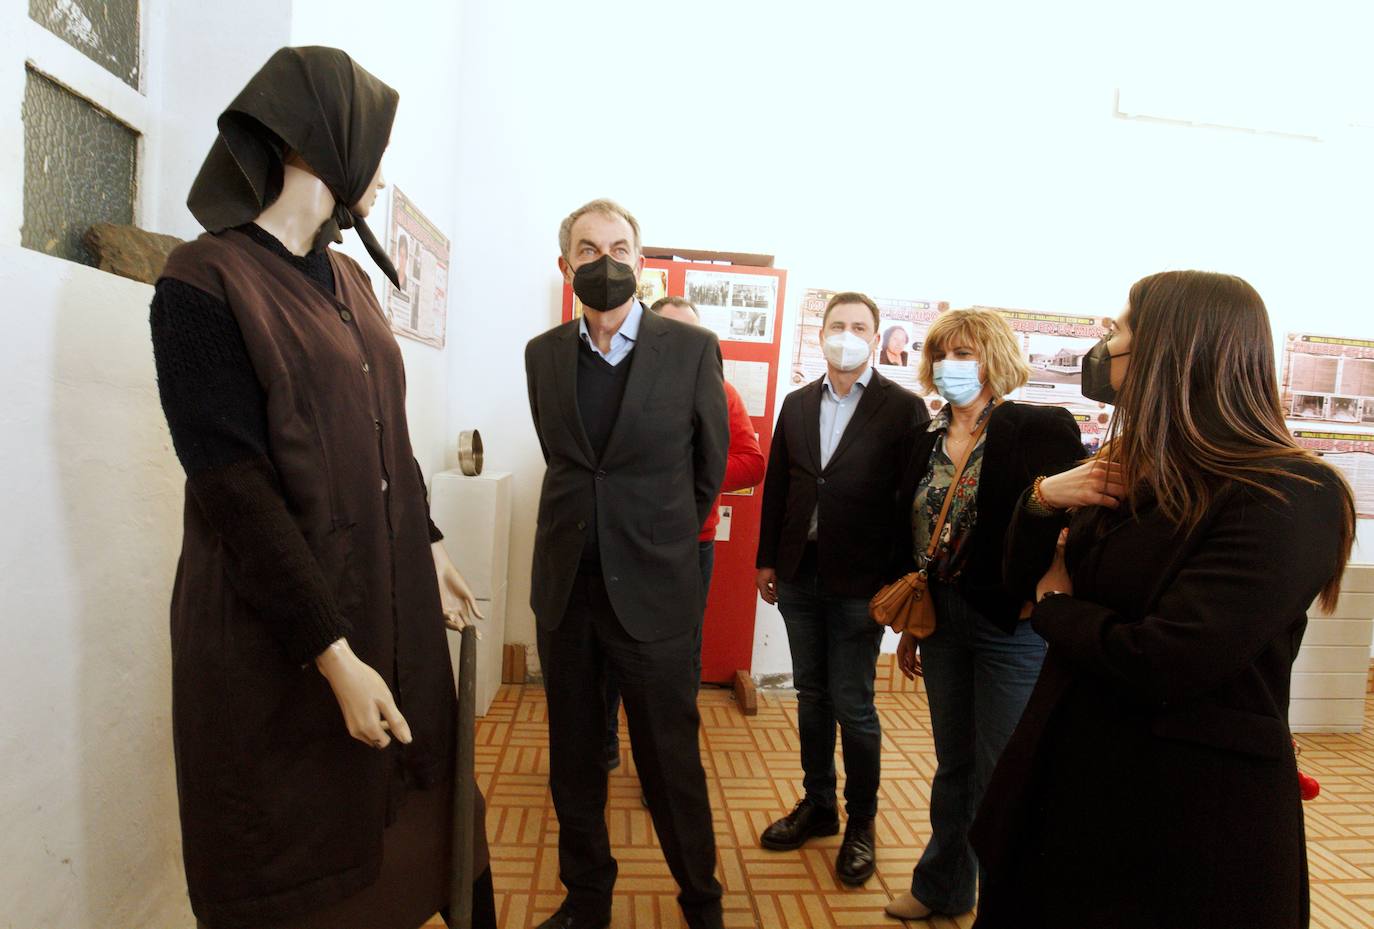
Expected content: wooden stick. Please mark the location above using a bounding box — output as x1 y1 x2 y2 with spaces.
448 625 478 928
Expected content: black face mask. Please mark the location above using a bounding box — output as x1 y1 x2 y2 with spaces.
1081 338 1130 405
572 255 638 312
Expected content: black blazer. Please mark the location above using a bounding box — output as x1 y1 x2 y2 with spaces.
756 370 928 599
894 400 1084 633
971 458 1349 929
524 309 728 640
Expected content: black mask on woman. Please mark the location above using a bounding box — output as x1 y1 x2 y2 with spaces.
1081 338 1130 405
573 255 638 312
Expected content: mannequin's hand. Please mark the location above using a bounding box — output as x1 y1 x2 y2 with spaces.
315 638 411 749
896 631 923 680
432 542 485 631
1038 459 1125 510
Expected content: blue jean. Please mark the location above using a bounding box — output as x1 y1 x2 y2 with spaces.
910 581 1046 914
776 575 885 819
606 541 715 753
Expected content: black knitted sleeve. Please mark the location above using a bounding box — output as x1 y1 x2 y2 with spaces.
151 279 352 664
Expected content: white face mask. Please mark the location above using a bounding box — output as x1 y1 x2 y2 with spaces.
823 331 873 372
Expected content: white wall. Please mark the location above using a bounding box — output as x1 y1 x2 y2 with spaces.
290 0 467 481
0 246 191 927
1 3 292 924
439 0 1374 672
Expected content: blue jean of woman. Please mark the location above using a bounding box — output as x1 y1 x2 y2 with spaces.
909 581 1046 914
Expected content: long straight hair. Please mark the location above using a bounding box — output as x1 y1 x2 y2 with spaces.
1104 270 1355 611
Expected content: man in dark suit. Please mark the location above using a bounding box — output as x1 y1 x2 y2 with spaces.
755 291 928 885
525 199 729 929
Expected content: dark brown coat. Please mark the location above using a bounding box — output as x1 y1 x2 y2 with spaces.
161 230 483 928
971 458 1346 929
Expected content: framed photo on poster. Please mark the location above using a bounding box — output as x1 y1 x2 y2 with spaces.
384 186 450 348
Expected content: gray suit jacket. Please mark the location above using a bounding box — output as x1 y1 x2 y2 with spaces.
524 308 729 640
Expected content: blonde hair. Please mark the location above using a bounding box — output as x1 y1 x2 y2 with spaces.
917 308 1031 398
558 198 642 261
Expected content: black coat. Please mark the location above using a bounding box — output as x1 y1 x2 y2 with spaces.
971 457 1348 929
756 370 928 599
894 401 1084 632
524 309 728 640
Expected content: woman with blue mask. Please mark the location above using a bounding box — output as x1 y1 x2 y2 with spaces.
882 308 1086 922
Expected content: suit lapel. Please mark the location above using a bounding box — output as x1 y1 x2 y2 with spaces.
825 371 889 472
550 322 596 467
801 380 823 474
601 307 664 462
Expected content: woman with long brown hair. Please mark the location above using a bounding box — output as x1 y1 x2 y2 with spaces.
968 271 1356 929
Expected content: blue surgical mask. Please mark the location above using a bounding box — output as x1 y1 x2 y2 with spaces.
932 359 983 407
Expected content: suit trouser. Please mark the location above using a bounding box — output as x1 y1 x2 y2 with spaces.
538 574 723 929
604 540 715 754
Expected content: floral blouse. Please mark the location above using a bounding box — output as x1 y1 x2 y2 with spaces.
912 400 995 582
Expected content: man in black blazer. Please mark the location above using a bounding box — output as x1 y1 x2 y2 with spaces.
755 292 928 885
525 199 729 929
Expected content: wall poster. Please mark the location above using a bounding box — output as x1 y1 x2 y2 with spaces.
980 306 1115 452
1283 332 1374 518
789 288 948 410
384 187 449 348
684 269 778 344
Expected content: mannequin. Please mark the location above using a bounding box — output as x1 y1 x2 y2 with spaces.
150 47 494 929
259 154 486 746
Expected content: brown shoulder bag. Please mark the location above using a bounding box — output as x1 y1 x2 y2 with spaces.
870 412 990 637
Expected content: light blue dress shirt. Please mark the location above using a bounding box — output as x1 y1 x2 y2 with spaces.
809 366 875 539
578 301 643 366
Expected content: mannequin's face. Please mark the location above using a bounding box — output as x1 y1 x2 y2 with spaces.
352 162 386 217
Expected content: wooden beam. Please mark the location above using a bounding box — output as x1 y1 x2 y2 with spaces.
733 670 758 716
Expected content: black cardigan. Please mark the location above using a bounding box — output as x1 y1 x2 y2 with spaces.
893 400 1085 633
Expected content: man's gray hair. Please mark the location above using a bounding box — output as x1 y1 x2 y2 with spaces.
558 198 642 261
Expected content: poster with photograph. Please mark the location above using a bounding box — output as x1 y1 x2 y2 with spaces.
684 270 777 343
978 307 1110 412
1290 427 1374 519
571 267 671 319
384 187 449 348
974 306 1114 451
789 288 948 409
637 268 668 307
1281 332 1374 427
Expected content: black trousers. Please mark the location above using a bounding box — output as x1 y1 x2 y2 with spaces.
538 574 723 929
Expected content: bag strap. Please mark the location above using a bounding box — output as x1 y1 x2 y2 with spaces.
922 404 994 564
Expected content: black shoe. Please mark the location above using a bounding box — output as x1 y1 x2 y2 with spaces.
534 906 610 929
605 739 620 771
760 797 840 850
835 816 876 885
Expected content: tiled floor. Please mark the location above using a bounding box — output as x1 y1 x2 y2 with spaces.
433 656 1374 928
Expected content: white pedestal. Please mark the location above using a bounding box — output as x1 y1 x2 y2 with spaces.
1291 564 1374 733
429 470 511 717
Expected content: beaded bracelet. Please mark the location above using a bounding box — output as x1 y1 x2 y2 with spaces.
1026 475 1057 516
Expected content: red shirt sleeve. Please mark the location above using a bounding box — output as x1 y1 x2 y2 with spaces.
722 380 766 493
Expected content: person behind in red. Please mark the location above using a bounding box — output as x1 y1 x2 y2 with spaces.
604 295 767 769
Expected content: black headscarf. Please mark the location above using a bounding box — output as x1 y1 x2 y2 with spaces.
187 46 401 286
